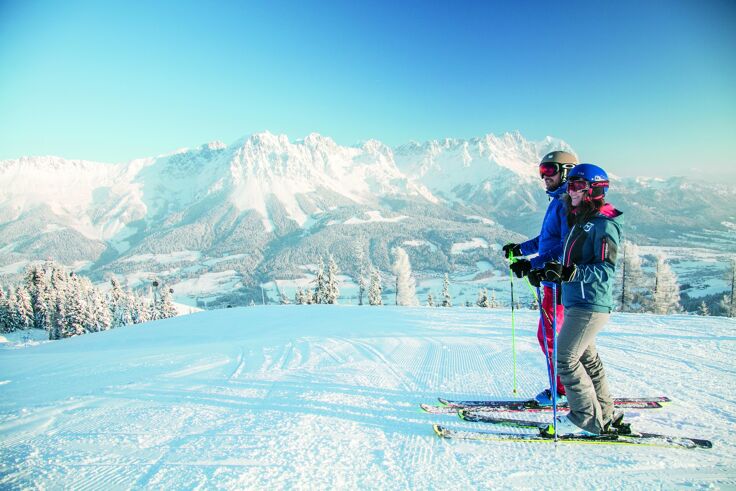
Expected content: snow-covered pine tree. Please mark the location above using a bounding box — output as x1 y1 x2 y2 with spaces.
158 285 177 319
476 288 489 308
441 274 452 307
698 301 710 316
725 257 736 318
24 265 50 331
313 257 327 304
489 290 499 308
368 268 383 306
131 291 150 324
652 254 681 314
326 255 340 304
618 241 645 312
51 301 64 340
426 292 434 307
62 288 87 337
109 277 131 327
529 295 539 310
355 241 369 306
0 285 7 333
15 286 34 330
91 287 112 331
392 247 418 306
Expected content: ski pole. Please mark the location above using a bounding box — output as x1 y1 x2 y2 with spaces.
508 253 518 395
552 282 559 442
536 286 555 399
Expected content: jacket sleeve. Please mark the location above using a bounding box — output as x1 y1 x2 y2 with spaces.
571 219 621 283
529 199 567 269
519 236 539 257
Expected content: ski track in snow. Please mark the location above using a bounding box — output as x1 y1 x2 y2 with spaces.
0 307 735 488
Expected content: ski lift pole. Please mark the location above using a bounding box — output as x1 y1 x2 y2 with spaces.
508 253 518 395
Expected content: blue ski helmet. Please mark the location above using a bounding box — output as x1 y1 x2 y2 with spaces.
567 163 609 200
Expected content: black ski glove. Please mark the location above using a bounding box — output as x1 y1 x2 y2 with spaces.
543 261 576 283
510 259 532 278
502 243 522 259
527 269 544 288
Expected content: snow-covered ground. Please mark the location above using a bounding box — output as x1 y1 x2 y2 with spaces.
1 307 735 488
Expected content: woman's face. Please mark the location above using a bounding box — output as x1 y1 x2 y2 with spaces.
568 186 586 206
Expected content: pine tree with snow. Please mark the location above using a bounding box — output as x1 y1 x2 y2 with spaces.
441 274 452 307
392 247 418 307
15 286 34 330
724 257 736 318
91 288 112 331
489 290 499 309
24 265 51 331
0 285 8 333
326 255 340 304
313 257 327 304
529 295 539 311
368 268 383 306
698 301 710 316
109 277 131 327
158 285 177 319
476 288 489 308
618 241 645 312
426 291 434 307
652 254 681 315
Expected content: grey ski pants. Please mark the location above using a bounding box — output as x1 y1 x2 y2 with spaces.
556 307 614 433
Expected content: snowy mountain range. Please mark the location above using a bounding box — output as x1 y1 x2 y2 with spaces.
1 131 734 306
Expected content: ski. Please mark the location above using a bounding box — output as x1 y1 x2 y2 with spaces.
433 424 712 449
438 396 669 410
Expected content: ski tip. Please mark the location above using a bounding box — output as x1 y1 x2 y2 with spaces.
457 409 466 421
432 424 446 437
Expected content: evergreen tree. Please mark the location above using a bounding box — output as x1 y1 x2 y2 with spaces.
51 301 64 340
158 285 177 319
0 285 7 333
368 268 383 306
529 295 539 311
24 265 50 330
392 247 418 306
326 255 340 304
489 290 499 309
698 301 710 316
725 258 736 318
109 277 133 327
652 254 681 315
15 286 34 330
476 288 489 308
426 291 434 307
313 257 327 304
441 274 452 307
618 241 645 312
92 288 112 331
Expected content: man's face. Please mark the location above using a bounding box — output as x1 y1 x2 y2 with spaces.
542 171 562 191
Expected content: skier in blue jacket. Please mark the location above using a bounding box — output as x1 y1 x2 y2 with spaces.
502 150 577 406
531 163 624 436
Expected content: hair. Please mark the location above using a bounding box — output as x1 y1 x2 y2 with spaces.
563 193 606 227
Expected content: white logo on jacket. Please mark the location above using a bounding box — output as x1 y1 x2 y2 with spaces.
583 222 594 232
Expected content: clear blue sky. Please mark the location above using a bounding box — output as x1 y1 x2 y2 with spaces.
1 0 734 181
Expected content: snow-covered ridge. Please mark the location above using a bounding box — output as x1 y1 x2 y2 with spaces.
0 130 560 239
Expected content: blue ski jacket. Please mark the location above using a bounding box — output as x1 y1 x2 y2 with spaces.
560 203 624 313
520 184 569 287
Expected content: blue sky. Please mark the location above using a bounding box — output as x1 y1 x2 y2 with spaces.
1 0 734 181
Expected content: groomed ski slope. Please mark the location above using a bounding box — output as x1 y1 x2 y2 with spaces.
1 306 735 488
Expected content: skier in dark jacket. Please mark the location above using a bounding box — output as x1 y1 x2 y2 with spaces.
503 150 577 406
530 163 623 436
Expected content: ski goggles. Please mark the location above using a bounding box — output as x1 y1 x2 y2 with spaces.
568 178 609 192
539 162 562 178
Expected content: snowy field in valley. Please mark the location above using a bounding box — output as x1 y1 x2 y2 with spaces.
1 306 735 488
